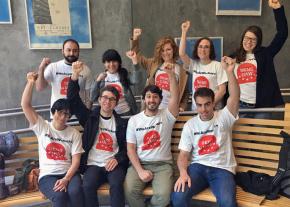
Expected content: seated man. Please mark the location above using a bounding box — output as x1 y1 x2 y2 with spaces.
67 61 129 207
171 56 240 207
124 64 179 207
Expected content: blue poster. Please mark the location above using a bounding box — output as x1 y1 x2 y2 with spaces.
216 0 262 16
25 0 92 49
0 0 12 23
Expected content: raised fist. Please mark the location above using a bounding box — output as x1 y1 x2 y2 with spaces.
126 50 138 64
72 61 84 76
26 71 38 82
268 0 281 9
133 28 142 40
39 57 51 70
181 21 190 33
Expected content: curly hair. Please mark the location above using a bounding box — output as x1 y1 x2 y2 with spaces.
153 36 179 64
192 37 216 60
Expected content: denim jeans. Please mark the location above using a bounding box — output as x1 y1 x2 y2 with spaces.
39 173 84 207
171 163 237 207
82 165 126 207
239 101 272 119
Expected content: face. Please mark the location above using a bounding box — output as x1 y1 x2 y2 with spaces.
161 43 174 62
197 39 211 61
195 96 215 121
53 109 71 127
98 91 117 113
144 91 161 112
242 31 257 53
62 41 79 64
104 61 120 74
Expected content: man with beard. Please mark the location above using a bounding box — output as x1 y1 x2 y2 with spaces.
36 39 93 112
124 64 179 207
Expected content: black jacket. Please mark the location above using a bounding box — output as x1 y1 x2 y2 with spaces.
67 78 129 173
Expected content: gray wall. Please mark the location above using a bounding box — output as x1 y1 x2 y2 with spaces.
0 0 289 132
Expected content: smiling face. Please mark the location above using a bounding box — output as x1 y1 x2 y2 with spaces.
52 109 71 129
161 43 174 62
197 39 211 61
98 91 117 114
242 31 257 53
104 60 120 74
144 91 162 113
195 96 215 121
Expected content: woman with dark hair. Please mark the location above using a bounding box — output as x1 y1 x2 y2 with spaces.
232 0 287 118
90 49 137 116
179 21 227 110
130 28 189 111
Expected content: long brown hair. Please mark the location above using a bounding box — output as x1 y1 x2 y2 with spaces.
192 37 216 60
153 36 179 64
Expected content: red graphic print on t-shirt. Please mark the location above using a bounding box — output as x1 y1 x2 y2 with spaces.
60 77 70 95
156 73 170 91
198 135 219 155
46 142 67 160
142 130 161 151
108 84 123 98
194 76 209 90
237 63 257 84
96 132 113 152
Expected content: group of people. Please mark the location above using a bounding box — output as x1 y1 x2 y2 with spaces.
20 0 287 206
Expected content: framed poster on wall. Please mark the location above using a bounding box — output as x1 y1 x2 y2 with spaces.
216 0 262 16
174 37 223 93
0 0 12 24
25 0 92 49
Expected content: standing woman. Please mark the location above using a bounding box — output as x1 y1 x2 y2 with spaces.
130 28 189 111
179 21 228 111
90 49 137 116
232 0 288 118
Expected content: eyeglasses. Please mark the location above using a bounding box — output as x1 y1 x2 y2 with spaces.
198 45 210 49
100 95 117 103
243 36 257 43
57 110 71 118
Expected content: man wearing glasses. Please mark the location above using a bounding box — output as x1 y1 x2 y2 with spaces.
35 39 93 113
67 61 129 207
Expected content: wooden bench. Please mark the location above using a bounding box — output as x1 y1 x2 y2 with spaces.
1 104 290 206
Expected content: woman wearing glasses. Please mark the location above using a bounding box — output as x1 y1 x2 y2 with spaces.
179 21 228 111
232 0 287 118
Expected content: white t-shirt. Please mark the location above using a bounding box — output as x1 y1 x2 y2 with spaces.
105 72 130 114
234 54 257 104
87 116 119 167
44 59 93 110
178 107 238 174
155 64 180 109
186 59 228 110
126 108 176 162
31 116 84 180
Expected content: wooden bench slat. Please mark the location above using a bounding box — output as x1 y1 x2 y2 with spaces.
175 116 193 121
17 144 39 151
236 157 278 169
236 118 290 127
233 142 281 152
5 151 38 160
18 136 38 143
234 149 279 160
233 126 282 135
233 133 283 144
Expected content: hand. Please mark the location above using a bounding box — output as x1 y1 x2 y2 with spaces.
133 28 142 40
39 58 51 70
138 169 153 182
96 72 107 81
105 158 118 171
179 107 185 112
126 50 138 64
181 21 190 33
53 178 69 192
71 61 84 80
268 0 281 9
26 72 38 83
221 56 236 73
174 173 191 192
163 63 175 76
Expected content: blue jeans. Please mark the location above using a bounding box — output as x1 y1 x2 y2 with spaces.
82 165 126 207
239 101 271 119
39 173 84 207
171 163 237 207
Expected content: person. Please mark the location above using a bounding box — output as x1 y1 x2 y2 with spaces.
35 39 93 112
67 61 129 207
232 0 288 118
21 72 84 207
179 21 227 111
90 49 137 116
130 28 189 111
171 56 240 207
124 64 179 207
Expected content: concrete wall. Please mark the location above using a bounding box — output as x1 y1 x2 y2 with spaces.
0 0 289 132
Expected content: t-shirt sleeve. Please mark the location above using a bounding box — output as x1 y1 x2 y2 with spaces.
178 121 193 152
30 115 48 137
218 106 239 129
216 62 228 85
186 58 195 73
126 117 137 144
71 130 84 155
44 64 54 82
165 108 176 125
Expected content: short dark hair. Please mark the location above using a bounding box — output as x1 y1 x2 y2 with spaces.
51 99 71 115
194 87 215 102
142 85 163 100
63 39 80 50
192 37 216 60
100 85 120 103
102 49 122 65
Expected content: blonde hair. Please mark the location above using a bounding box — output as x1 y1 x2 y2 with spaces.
153 36 179 64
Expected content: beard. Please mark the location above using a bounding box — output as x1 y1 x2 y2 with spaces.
145 102 160 112
64 55 78 64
